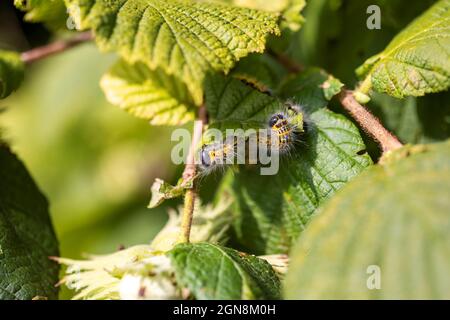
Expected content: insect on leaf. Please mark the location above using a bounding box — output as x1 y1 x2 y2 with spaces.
211 68 372 254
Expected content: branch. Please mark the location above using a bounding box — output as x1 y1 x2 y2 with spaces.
338 89 403 154
178 105 207 243
20 32 93 64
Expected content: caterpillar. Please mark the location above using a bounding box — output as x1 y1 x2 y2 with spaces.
198 135 238 174
197 102 306 174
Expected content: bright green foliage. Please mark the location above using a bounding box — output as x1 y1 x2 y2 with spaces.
357 0 450 98
321 75 344 101
285 141 450 299
208 69 372 254
169 242 281 299
214 0 305 31
0 145 59 300
0 50 24 99
148 178 192 209
65 0 280 103
14 0 68 29
101 60 196 125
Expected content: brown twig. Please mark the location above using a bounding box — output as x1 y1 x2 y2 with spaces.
20 31 93 64
179 105 207 243
338 89 403 154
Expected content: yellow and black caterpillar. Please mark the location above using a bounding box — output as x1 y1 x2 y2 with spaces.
198 103 306 173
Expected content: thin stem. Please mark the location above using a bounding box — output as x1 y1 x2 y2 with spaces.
178 105 207 243
20 32 93 64
179 188 196 243
338 89 403 154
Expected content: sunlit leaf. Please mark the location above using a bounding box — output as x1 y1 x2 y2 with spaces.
286 141 450 299
101 60 196 125
356 0 450 98
65 0 280 103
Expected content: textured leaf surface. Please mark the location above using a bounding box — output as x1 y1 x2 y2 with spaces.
285 141 450 299
204 73 281 132
0 145 59 299
101 60 196 125
169 242 281 299
0 50 24 99
15 0 68 29
321 75 343 101
213 0 305 31
208 69 372 254
66 0 280 103
357 0 450 98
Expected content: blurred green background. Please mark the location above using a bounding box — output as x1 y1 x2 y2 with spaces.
0 42 179 259
1 2 191 297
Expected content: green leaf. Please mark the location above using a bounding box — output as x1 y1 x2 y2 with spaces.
15 0 68 29
289 0 439 85
321 75 344 101
204 73 281 132
231 53 288 94
206 69 372 254
214 0 305 31
148 178 192 209
0 50 25 99
285 141 450 299
0 145 59 300
100 60 196 125
169 242 281 299
65 0 280 103
356 0 450 98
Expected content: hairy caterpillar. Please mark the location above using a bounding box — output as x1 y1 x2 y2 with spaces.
198 102 306 174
